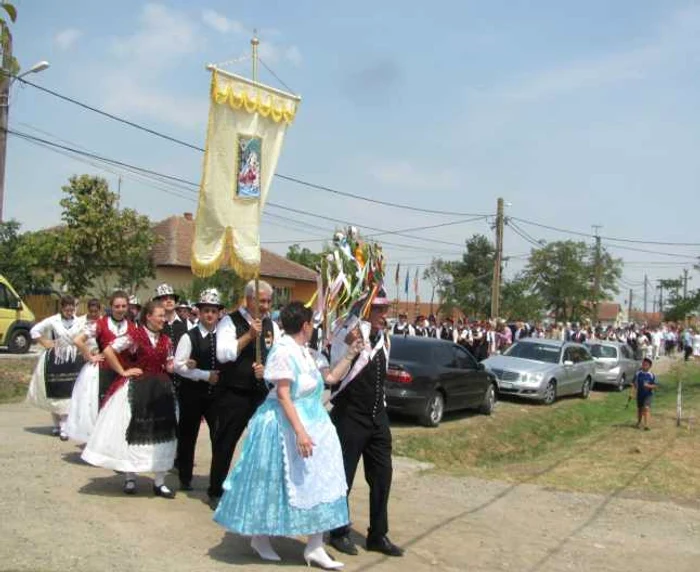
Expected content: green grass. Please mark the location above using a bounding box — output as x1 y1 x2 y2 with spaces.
0 357 37 403
393 362 700 502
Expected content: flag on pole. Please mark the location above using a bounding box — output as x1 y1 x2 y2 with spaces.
192 67 301 278
414 267 419 296
394 263 401 286
404 267 410 295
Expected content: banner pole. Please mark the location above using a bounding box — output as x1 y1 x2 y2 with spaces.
252 31 262 364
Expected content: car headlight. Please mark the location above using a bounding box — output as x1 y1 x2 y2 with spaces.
521 372 545 384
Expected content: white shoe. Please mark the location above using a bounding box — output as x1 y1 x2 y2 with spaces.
304 546 344 570
250 536 281 561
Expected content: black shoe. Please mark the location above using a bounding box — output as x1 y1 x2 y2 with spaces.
208 495 220 511
366 535 404 557
180 481 193 491
153 484 176 499
329 534 358 556
51 427 60 437
123 479 137 495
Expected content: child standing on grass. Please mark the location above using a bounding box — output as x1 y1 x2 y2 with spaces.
633 357 658 430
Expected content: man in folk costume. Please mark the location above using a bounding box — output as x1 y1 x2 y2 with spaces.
328 288 404 558
68 290 136 443
439 317 455 342
173 288 224 491
426 315 438 338
392 312 414 336
127 295 141 324
413 315 427 337
26 295 86 440
153 284 188 347
207 279 280 508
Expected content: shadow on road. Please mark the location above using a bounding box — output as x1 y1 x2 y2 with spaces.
209 533 306 567
24 425 54 436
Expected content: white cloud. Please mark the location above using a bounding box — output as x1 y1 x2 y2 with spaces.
284 45 303 67
258 41 303 67
201 9 245 34
54 28 82 50
369 160 459 192
111 3 200 67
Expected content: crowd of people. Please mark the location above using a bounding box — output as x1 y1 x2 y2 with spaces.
24 281 404 569
392 312 700 362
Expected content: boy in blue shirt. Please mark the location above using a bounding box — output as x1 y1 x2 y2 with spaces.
634 357 658 430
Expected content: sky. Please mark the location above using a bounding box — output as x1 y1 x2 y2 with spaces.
5 0 700 310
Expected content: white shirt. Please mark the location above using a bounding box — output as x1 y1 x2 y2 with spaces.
174 323 217 381
216 307 281 364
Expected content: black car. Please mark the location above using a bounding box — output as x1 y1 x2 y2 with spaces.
385 335 498 427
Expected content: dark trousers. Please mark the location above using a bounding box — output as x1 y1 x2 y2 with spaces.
176 380 217 486
207 388 266 498
684 345 693 361
330 411 393 540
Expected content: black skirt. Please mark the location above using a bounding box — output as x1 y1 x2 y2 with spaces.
44 349 85 399
126 374 177 446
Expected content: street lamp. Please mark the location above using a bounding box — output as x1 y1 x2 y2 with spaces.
0 59 50 221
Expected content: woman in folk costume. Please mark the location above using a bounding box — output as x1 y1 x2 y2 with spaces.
67 291 135 444
81 300 178 499
213 301 364 570
26 294 86 441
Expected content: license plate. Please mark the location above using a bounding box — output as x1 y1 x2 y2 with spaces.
500 381 514 389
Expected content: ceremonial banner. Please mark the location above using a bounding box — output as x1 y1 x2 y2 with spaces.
192 68 300 278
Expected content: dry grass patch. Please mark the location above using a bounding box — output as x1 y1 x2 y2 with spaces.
0 356 37 403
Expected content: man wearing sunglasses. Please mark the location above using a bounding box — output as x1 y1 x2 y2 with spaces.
207 279 279 509
173 289 225 492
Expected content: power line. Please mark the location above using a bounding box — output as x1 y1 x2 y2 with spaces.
14 76 488 217
511 216 700 247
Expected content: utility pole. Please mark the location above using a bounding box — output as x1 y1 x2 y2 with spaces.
628 289 633 324
490 197 504 319
592 225 602 323
0 24 12 222
683 268 689 300
643 274 648 314
657 281 664 314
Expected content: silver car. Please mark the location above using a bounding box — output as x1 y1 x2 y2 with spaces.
586 341 640 391
483 339 595 405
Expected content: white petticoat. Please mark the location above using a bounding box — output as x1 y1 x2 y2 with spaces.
65 363 99 444
81 381 176 473
26 352 71 416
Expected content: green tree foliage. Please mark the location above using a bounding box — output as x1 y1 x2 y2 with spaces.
286 244 324 270
500 274 544 320
423 258 452 314
56 175 157 296
185 268 246 310
0 220 56 295
431 234 495 318
524 240 622 322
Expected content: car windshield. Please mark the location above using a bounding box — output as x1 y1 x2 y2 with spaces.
504 342 561 364
588 344 617 359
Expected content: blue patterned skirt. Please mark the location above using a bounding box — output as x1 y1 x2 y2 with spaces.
213 398 349 537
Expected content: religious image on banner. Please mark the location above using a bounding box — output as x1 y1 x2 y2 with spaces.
192 67 300 279
236 135 262 198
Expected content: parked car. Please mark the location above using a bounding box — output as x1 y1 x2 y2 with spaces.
586 341 640 391
385 335 498 427
0 274 36 354
482 339 595 405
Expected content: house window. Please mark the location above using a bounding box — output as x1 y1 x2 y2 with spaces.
273 286 292 308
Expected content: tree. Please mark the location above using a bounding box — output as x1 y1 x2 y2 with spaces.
524 240 622 322
55 175 157 296
185 268 246 310
286 244 324 270
0 220 57 295
664 290 700 322
500 274 544 321
423 258 453 316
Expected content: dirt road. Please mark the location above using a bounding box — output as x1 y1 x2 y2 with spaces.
0 402 698 572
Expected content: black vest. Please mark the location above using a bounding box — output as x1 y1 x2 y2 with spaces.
187 327 221 372
219 311 274 393
331 336 387 423
163 318 187 347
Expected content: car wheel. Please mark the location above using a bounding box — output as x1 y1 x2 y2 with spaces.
542 380 557 405
479 383 497 415
580 376 592 399
8 330 31 354
616 374 627 392
419 391 445 427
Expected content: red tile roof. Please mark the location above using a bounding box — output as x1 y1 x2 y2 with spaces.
152 214 318 283
597 302 622 321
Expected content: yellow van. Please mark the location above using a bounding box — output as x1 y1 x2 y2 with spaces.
0 274 36 353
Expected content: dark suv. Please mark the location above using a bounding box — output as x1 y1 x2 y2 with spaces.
385 335 498 427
